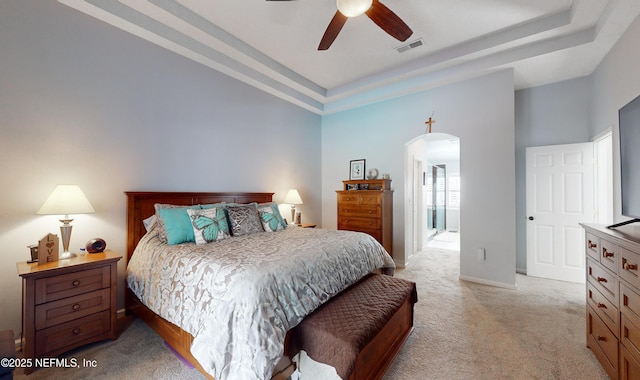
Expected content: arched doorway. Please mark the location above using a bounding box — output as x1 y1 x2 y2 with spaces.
404 133 460 263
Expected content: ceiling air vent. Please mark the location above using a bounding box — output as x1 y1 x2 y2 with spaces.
395 38 424 53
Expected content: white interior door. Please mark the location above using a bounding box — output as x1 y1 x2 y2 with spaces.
526 143 594 283
413 158 423 252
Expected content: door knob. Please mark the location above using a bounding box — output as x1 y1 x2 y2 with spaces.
528 216 534 221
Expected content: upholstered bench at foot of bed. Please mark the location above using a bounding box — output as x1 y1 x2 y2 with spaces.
290 273 417 380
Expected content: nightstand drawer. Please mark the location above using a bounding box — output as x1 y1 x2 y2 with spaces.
35 266 110 304
35 288 111 330
35 310 111 357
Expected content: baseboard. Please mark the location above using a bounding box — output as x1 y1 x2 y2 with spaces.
117 308 127 319
459 274 518 290
516 267 526 275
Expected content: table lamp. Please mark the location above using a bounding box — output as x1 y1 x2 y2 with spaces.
37 185 95 259
283 189 303 225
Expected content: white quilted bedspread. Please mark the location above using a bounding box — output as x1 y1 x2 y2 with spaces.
126 224 394 380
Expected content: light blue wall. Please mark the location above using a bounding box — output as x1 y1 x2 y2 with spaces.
322 70 517 288
0 0 321 335
592 13 640 223
514 77 592 273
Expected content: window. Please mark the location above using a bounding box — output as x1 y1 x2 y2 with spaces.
448 174 460 209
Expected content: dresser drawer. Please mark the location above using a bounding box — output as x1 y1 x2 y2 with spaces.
34 310 111 357
587 306 618 378
621 283 640 321
359 194 381 205
586 233 600 261
601 238 618 274
587 259 618 306
621 344 640 380
620 247 640 289
35 266 110 304
338 216 381 230
587 282 619 336
337 193 360 205
35 288 111 330
622 312 640 365
338 205 381 218
337 225 382 242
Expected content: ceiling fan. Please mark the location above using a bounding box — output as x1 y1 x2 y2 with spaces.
267 0 413 50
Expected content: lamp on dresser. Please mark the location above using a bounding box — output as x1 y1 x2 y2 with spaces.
37 184 95 259
283 189 303 225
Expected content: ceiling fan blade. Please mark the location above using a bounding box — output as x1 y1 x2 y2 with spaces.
318 11 348 50
366 0 413 42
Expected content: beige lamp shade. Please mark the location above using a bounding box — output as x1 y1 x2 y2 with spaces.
283 189 303 205
37 185 95 216
37 185 95 256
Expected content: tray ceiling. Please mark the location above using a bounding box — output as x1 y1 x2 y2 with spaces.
59 0 640 114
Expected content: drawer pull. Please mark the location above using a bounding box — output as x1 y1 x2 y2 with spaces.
602 248 614 258
597 303 607 309
588 240 597 249
72 280 80 287
597 335 607 342
72 304 81 311
597 277 608 283
72 328 81 335
624 262 638 271
369 210 373 214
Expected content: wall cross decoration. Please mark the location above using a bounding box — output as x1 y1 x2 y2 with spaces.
425 116 436 134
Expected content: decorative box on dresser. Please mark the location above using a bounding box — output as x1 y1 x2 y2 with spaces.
337 179 393 256
17 251 121 374
581 223 640 379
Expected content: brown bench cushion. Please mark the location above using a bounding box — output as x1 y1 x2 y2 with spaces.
291 274 417 379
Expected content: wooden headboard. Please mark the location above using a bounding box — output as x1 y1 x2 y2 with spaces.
125 191 274 261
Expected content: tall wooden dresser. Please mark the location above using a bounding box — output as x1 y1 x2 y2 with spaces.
581 223 640 379
337 179 393 256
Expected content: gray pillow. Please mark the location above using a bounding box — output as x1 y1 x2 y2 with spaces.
226 203 263 236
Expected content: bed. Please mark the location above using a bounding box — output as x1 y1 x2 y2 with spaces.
124 191 407 380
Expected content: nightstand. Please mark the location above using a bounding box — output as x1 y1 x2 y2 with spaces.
16 251 121 374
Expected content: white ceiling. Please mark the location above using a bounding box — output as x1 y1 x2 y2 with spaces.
59 0 640 114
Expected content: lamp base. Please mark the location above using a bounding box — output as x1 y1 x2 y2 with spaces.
59 251 77 260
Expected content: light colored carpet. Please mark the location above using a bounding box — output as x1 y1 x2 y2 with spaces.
15 246 608 380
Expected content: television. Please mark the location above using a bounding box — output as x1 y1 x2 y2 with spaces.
609 94 640 228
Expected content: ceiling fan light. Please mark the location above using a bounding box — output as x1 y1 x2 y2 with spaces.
336 0 373 17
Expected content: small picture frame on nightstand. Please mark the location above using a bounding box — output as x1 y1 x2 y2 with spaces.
347 183 359 191
27 244 38 263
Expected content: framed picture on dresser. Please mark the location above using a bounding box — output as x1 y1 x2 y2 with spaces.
349 159 366 180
